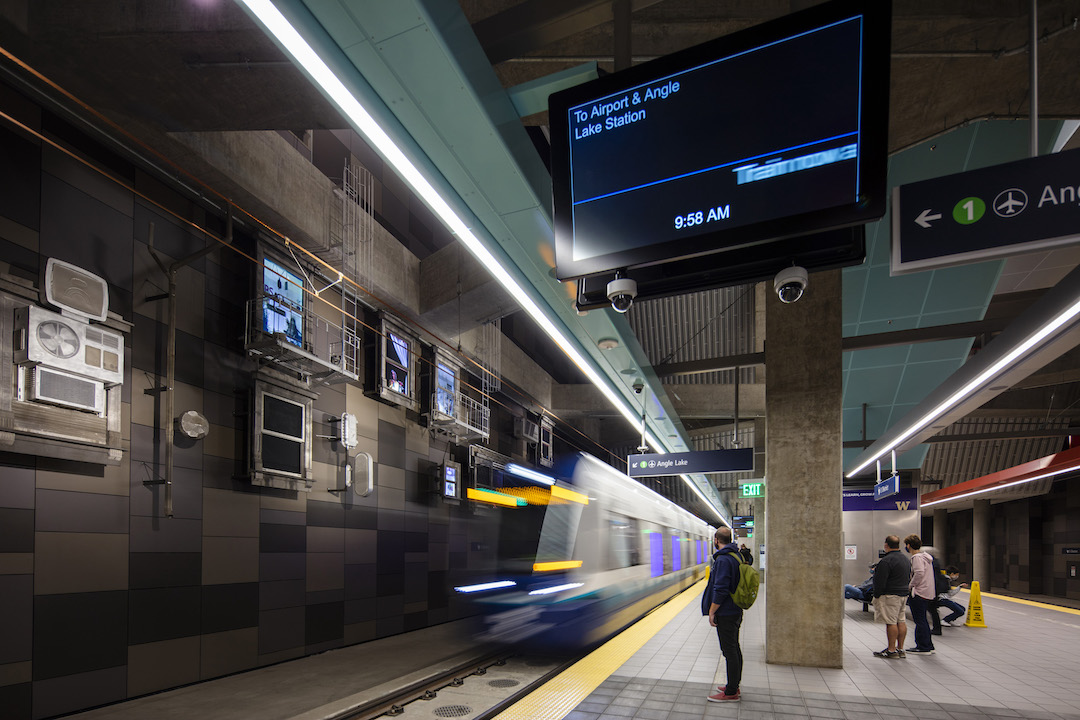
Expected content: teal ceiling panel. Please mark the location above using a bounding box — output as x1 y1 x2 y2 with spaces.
845 366 906 406
921 262 1002 315
905 338 974 364
841 266 869 325
843 406 893 440
373 32 541 218
896 359 966 402
850 265 930 324
303 0 371 49
846 345 911 372
317 0 423 45
917 307 987 327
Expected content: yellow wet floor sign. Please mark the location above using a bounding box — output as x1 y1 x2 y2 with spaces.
965 580 988 627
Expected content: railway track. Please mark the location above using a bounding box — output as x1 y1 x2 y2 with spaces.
338 651 576 720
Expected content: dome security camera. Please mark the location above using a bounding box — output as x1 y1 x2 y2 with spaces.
774 266 808 304
606 276 637 313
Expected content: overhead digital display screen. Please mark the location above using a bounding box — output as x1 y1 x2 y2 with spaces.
550 0 890 280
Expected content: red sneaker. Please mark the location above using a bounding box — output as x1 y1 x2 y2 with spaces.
707 690 741 702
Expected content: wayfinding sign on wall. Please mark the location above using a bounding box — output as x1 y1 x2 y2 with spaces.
892 147 1080 274
549 0 890 281
628 449 753 477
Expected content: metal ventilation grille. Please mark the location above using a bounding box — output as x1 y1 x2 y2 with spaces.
433 705 472 718
626 285 756 386
30 367 102 413
487 679 520 688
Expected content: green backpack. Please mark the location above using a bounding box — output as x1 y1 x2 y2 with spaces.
726 551 760 609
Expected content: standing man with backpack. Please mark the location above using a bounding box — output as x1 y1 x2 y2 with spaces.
702 526 744 703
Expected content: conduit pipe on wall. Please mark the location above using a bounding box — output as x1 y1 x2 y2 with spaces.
147 207 232 517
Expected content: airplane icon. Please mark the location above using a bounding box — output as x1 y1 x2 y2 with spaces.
993 188 1028 217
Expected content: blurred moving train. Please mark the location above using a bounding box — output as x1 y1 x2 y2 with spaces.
455 453 715 649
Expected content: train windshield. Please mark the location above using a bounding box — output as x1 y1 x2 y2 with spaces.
493 492 583 574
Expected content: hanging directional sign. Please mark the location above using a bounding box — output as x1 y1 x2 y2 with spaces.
891 147 1080 274
627 448 753 477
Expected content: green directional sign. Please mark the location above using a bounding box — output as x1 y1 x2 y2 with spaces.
892 147 1080 274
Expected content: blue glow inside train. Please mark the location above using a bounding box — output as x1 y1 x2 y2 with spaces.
456 453 714 649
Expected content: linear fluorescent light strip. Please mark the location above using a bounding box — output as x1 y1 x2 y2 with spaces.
528 582 584 596
505 463 555 486
922 464 1080 507
847 296 1080 478
454 580 516 593
240 0 725 520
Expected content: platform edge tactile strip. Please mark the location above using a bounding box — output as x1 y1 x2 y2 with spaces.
491 579 706 720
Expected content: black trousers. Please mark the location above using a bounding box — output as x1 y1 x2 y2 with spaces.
715 612 744 694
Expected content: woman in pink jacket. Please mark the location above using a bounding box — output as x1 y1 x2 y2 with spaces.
904 534 936 654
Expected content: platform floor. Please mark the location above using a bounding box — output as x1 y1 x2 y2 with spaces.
507 582 1080 720
66 581 1080 720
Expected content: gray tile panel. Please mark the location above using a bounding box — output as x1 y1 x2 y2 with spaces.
201 536 258 585
0 509 33 553
0 576 32 665
259 552 305 581
202 487 259 537
129 516 201 553
0 465 34 508
127 636 201 697
35 489 128 534
200 627 258 681
129 464 203 519
258 606 305 655
34 532 127 595
31 666 127 720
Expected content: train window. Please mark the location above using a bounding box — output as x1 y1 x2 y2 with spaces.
671 534 682 572
648 531 664 577
607 513 640 570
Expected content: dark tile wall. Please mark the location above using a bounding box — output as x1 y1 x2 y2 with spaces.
942 477 1080 600
0 90 517 720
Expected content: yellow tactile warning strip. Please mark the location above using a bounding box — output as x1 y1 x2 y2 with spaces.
492 579 707 720
966 589 1080 616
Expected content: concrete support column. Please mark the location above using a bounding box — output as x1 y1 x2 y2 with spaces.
764 269 843 668
973 499 991 588
933 508 948 558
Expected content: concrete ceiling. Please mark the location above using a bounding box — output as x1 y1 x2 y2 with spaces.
3 0 1080 518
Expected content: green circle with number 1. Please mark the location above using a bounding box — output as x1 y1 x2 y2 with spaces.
953 196 986 225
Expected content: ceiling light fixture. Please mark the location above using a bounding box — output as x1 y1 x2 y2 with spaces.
238 0 725 520
847 295 1080 479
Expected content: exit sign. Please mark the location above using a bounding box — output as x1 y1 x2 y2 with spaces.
739 482 764 498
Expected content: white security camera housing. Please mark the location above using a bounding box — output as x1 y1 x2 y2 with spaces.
606 276 637 313
774 266 808 304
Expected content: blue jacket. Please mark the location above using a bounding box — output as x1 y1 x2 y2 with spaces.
701 542 743 617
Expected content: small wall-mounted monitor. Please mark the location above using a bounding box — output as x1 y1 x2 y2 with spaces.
262 257 304 348
435 361 456 417
442 460 462 499
384 330 409 395
370 315 418 411
549 0 890 281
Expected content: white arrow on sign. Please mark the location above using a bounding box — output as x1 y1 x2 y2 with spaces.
915 209 942 228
